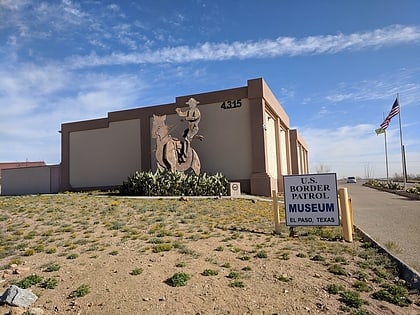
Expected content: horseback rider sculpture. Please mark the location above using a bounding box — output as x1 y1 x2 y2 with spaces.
176 97 201 163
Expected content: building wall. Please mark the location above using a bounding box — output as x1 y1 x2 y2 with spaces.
0 161 45 178
290 129 309 174
158 99 253 180
60 78 308 196
69 119 141 188
1 165 59 195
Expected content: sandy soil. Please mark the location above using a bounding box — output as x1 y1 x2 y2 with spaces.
0 194 419 315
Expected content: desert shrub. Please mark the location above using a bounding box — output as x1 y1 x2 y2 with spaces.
325 283 344 294
152 243 173 253
69 284 90 298
339 290 367 308
353 281 372 292
130 268 144 275
166 272 191 287
311 254 326 262
229 280 245 288
14 274 42 289
406 185 420 195
120 169 228 196
366 180 405 191
328 264 347 276
40 277 58 289
372 283 412 307
43 263 60 272
227 271 241 279
255 250 268 258
201 269 218 276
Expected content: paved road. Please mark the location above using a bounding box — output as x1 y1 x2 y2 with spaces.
338 180 420 272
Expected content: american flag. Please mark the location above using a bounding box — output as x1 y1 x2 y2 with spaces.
380 98 400 130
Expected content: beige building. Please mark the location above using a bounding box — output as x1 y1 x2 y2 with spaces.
59 78 308 196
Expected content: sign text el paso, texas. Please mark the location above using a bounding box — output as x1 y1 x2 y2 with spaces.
283 173 339 226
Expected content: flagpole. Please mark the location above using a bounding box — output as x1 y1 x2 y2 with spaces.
384 127 389 182
397 93 406 188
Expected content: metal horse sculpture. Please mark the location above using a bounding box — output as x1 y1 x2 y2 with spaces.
151 114 201 175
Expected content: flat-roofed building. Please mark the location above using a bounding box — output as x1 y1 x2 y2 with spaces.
59 78 309 196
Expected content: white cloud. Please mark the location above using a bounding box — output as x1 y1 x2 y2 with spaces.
67 25 420 68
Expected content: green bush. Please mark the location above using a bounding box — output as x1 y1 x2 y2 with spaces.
339 290 367 308
201 269 219 276
14 274 42 289
372 283 412 307
324 283 344 294
130 268 144 275
165 272 191 287
69 284 90 298
328 264 347 276
120 169 228 196
40 277 58 289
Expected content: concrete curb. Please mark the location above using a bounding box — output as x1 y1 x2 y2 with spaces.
363 184 420 200
355 225 420 290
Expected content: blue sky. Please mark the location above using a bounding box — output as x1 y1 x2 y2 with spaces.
1 0 419 179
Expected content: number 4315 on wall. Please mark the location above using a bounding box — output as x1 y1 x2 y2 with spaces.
221 99 242 109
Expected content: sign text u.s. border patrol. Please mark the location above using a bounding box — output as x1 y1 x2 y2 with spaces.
283 173 339 226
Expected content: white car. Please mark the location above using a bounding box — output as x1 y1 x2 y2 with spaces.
347 176 357 183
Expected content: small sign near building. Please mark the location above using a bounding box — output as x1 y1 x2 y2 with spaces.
283 173 339 226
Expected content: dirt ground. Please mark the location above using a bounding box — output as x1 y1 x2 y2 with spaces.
0 194 419 315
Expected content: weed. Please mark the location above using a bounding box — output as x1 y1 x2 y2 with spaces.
229 280 245 288
202 269 219 276
152 243 173 253
339 290 367 308
221 262 231 268
69 284 91 298
14 274 42 289
384 241 402 254
237 255 251 261
227 271 240 279
130 268 144 276
45 247 57 254
109 250 119 255
361 241 373 249
214 246 224 252
177 245 199 257
354 271 368 281
149 237 165 244
334 256 348 263
311 254 326 262
373 267 388 279
324 283 344 295
255 250 268 258
22 248 35 256
328 264 347 276
372 283 412 307
66 253 79 259
353 281 372 292
40 278 58 289
278 274 290 282
43 263 60 272
166 272 191 287
296 252 306 258
242 266 252 271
